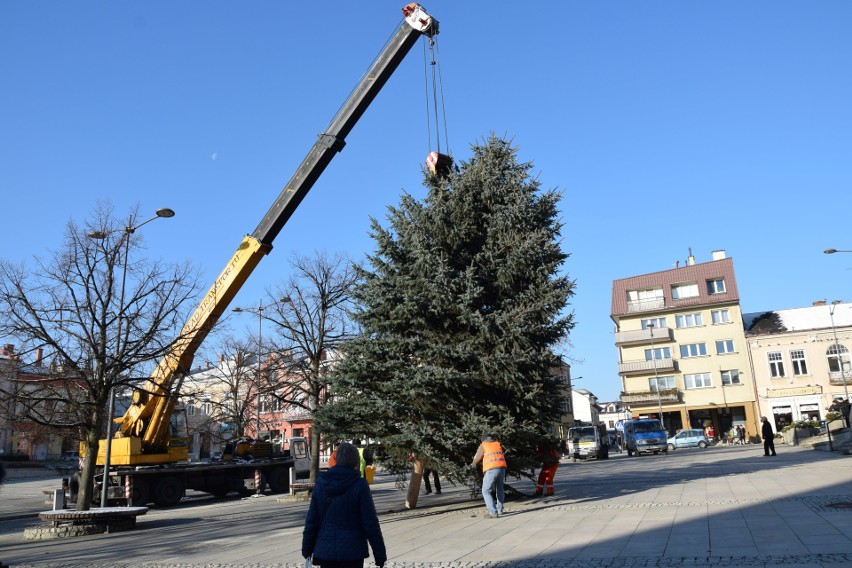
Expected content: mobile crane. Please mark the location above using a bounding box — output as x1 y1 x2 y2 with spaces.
79 4 440 507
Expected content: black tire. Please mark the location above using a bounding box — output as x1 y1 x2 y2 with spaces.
153 476 185 507
267 467 289 494
127 477 151 506
698 441 707 448
668 443 675 450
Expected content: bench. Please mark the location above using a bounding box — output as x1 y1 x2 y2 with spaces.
26 507 148 540
288 467 314 496
289 482 315 496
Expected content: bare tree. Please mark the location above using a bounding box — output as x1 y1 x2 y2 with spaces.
0 203 199 509
263 251 360 482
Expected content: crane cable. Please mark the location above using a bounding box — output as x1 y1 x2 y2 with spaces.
422 34 453 176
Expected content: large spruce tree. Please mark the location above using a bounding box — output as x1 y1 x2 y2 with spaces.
316 136 574 485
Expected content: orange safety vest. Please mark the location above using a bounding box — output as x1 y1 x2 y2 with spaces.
482 441 507 471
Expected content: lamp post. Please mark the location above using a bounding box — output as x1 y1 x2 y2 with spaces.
829 301 850 414
88 207 175 507
232 297 291 440
648 323 665 429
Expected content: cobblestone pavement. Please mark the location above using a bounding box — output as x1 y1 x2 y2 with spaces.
8 556 852 568
3 445 852 567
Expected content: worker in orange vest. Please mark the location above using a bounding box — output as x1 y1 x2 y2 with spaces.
535 441 560 496
471 433 506 518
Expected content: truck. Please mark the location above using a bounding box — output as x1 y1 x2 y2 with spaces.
75 3 441 507
622 418 668 456
566 424 609 462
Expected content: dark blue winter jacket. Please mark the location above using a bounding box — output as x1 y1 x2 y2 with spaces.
302 465 386 565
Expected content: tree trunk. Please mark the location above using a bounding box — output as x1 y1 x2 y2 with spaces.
76 431 100 510
405 458 425 510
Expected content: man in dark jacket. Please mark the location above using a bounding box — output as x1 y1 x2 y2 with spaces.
761 416 777 456
302 442 386 567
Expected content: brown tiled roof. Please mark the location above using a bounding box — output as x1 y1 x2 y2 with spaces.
611 257 739 317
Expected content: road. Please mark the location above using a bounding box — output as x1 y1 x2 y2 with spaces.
2 444 852 567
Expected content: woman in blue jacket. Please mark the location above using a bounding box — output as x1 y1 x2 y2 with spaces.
302 442 386 568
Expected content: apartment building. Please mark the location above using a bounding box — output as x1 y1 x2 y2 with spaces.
744 300 852 431
611 251 760 440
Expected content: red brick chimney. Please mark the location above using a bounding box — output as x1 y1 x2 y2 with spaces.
35 347 43 367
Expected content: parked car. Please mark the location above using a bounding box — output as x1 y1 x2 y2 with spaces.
667 429 709 450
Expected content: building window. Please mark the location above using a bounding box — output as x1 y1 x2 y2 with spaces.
685 373 712 389
716 340 735 354
720 369 741 385
675 313 703 328
790 350 808 376
627 288 664 311
187 402 196 417
706 278 726 295
827 344 851 374
641 317 667 330
711 309 731 324
645 347 671 361
649 375 676 390
672 282 699 300
201 401 212 416
768 352 786 378
680 343 707 358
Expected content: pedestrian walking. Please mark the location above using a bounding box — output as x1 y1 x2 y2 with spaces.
471 433 506 518
302 442 386 568
737 425 746 445
761 416 777 456
423 466 441 495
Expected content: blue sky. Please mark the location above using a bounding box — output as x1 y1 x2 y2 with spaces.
2 2 851 401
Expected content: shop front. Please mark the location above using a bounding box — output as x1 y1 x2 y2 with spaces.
764 386 824 431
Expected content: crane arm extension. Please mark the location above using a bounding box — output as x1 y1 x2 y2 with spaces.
117 3 438 456
251 3 438 245
119 236 270 445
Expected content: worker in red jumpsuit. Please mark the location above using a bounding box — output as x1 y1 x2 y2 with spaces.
535 442 560 496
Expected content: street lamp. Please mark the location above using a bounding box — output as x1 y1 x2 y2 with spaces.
88 207 174 507
828 301 850 416
232 297 291 440
648 323 665 429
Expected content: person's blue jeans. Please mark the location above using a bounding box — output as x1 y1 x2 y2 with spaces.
481 467 505 515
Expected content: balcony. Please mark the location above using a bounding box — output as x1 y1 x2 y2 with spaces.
618 357 676 376
829 371 852 385
626 297 665 313
621 389 681 405
614 326 674 347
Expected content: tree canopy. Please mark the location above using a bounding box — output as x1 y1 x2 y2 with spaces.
0 203 199 508
316 136 575 485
